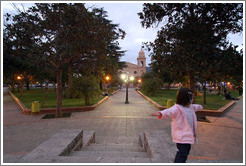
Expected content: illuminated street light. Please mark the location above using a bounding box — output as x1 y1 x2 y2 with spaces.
121 72 134 104
121 74 126 80
17 75 22 80
105 76 110 81
104 75 111 96
130 76 134 81
16 74 24 97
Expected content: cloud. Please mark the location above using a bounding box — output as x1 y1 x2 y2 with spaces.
2 2 243 67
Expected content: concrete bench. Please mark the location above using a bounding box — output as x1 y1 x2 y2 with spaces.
20 130 95 163
139 130 176 163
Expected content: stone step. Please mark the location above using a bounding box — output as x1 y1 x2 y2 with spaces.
82 143 144 152
71 150 148 158
3 154 27 163
95 136 139 144
56 156 152 163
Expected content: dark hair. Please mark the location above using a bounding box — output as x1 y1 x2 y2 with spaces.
176 88 193 106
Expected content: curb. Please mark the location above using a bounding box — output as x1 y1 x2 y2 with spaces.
137 90 236 116
8 90 31 114
111 89 119 96
7 89 109 115
137 90 166 110
197 100 235 116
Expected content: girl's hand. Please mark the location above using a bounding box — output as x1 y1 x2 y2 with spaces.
151 112 161 117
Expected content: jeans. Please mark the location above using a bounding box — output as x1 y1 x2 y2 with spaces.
174 143 191 163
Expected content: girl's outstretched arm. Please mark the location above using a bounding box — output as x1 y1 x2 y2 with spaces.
151 112 162 118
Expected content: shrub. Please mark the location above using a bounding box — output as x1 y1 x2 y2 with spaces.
72 75 100 105
141 72 163 96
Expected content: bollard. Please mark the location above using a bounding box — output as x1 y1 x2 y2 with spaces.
166 99 173 108
31 101 40 113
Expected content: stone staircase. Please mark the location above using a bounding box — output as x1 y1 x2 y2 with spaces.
69 135 151 163
19 129 176 163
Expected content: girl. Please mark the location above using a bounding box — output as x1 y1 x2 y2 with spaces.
151 87 203 163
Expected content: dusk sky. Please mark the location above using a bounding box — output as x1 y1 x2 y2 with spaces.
2 2 244 67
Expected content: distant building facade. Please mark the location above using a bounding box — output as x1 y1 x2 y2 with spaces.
119 48 146 78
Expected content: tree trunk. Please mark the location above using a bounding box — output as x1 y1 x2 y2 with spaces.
167 83 171 90
56 69 63 118
11 74 16 92
26 79 30 90
222 84 226 95
84 94 90 106
41 89 48 107
67 65 73 98
203 83 207 105
189 72 195 92
99 82 103 91
62 82 66 98
20 80 24 97
11 82 16 93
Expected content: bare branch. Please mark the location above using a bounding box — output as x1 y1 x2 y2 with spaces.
11 3 22 14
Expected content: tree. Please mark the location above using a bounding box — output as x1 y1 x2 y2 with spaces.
217 44 243 86
4 3 125 117
28 3 125 117
66 7 126 97
139 3 243 95
3 11 42 95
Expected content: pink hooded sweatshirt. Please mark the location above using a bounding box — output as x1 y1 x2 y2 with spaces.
158 104 203 144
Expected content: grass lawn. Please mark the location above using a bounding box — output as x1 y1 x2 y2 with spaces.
141 89 240 110
12 88 105 109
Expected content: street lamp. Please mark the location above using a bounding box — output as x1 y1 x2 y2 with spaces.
105 76 110 81
16 74 24 97
104 75 111 96
137 78 142 90
121 72 134 104
17 76 22 80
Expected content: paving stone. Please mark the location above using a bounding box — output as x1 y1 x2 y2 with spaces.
71 150 148 158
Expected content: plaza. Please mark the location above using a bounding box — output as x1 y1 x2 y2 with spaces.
2 3 244 164
2 87 244 163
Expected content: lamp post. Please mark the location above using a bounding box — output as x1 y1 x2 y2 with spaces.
105 75 110 96
121 72 134 104
17 74 24 97
137 78 142 90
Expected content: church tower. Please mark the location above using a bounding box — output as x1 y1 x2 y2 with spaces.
118 48 146 78
137 48 146 67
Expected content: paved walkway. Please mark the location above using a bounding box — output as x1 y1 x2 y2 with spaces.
2 88 244 163
189 98 244 162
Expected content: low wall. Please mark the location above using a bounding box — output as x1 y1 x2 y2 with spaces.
8 90 31 114
137 90 236 116
7 89 109 115
137 90 166 110
19 130 95 163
